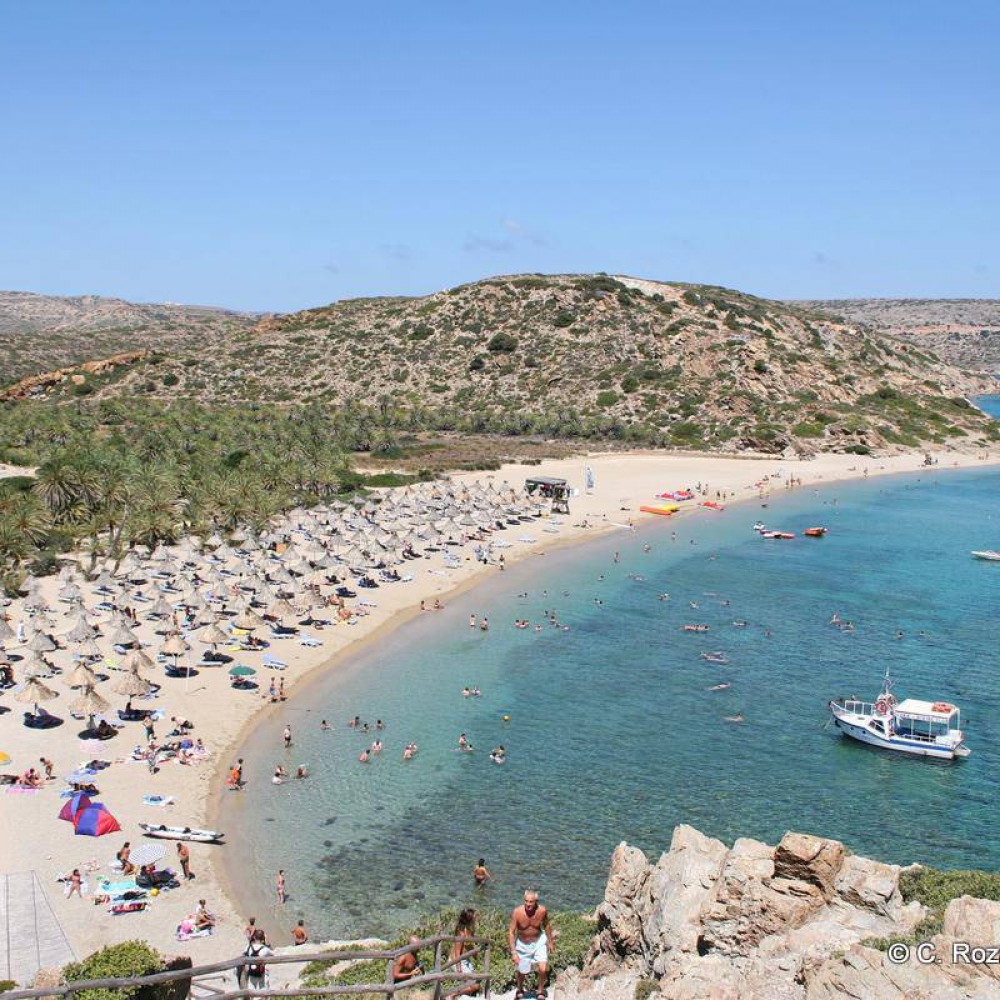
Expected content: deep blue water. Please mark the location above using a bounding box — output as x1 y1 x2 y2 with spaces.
224 451 1000 940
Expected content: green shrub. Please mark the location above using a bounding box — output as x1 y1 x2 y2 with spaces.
752 359 768 374
621 375 639 394
843 444 871 455
553 311 574 328
469 356 486 372
487 332 518 354
63 940 162 1000
793 422 825 438
161 373 179 387
0 980 18 993
635 979 660 1000
302 908 593 996
596 390 619 408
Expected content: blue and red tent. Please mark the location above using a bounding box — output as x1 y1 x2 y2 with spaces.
58 792 93 822
73 803 121 837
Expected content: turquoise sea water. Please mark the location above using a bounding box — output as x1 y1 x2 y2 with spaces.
224 439 1000 940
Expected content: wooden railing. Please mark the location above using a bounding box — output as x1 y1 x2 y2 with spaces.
1 935 491 1000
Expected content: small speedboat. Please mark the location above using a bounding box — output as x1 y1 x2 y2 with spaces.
762 531 795 539
804 527 827 537
971 550 1000 562
139 823 225 843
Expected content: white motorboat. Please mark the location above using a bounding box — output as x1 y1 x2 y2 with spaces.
139 822 225 843
971 550 1000 562
829 675 970 760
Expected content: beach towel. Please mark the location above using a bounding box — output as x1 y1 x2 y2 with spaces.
5 785 40 794
143 794 175 806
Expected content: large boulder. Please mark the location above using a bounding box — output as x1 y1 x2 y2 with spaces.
805 943 1000 999
642 825 728 975
586 842 651 975
773 833 845 900
833 854 903 916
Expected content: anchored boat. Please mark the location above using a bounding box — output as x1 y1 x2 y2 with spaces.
139 822 225 842
971 550 1000 562
829 674 970 760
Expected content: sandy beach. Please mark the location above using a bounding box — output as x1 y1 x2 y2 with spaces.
2 445 998 975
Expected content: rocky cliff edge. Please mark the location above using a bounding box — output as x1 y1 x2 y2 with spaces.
563 825 1000 999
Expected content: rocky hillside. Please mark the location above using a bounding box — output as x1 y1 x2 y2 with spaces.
6 277 998 455
39 274 996 456
0 290 258 385
568 825 1000 999
797 298 1000 372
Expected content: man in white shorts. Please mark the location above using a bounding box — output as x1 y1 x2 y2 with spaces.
508 889 554 1000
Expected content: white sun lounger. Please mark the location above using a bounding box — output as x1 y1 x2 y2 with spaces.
299 634 323 647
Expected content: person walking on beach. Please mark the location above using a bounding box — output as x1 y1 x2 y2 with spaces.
276 869 287 904
39 757 54 780
177 841 193 880
509 890 553 1000
245 916 258 942
143 716 156 743
66 868 83 899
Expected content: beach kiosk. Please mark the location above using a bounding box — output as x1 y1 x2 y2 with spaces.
525 476 571 514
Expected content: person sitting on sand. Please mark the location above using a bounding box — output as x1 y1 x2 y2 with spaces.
117 842 136 875
194 899 215 931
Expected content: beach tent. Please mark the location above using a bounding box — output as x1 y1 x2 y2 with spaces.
73 803 121 837
58 792 93 821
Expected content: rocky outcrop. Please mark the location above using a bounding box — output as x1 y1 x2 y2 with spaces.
0 351 150 400
573 826 1000 999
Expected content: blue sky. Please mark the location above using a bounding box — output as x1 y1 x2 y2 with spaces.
2 1 997 311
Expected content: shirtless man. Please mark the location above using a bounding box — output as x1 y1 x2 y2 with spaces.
508 890 553 1000
392 936 424 983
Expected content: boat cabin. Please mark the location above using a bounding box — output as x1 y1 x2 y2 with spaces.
525 476 571 514
893 699 960 740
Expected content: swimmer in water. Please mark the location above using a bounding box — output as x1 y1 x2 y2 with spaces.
724 714 745 723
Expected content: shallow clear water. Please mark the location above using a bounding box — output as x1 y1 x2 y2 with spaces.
226 454 1000 939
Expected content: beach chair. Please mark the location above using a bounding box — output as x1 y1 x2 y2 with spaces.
299 634 322 647
262 655 287 670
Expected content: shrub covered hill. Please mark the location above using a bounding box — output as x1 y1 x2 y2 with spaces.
0 289 258 385
795 298 1000 373
9 274 1000 455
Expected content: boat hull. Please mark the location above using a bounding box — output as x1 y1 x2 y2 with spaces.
139 823 224 843
831 715 960 760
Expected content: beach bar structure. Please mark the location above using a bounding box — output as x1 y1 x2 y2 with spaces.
525 475 571 514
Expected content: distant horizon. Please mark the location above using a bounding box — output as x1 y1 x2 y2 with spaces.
4 272 1000 316
3 2 996 312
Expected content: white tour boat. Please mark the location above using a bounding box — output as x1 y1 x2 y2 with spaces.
971 550 1000 562
829 675 971 760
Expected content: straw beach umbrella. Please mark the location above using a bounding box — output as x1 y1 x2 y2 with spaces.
16 675 58 715
113 667 152 699
27 631 56 653
124 648 156 672
232 609 264 631
66 663 99 689
69 684 110 718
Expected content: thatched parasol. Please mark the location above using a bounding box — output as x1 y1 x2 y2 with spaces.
66 663 99 688
232 610 264 631
27 631 56 653
198 623 229 646
113 668 152 698
69 684 110 717
15 675 58 714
